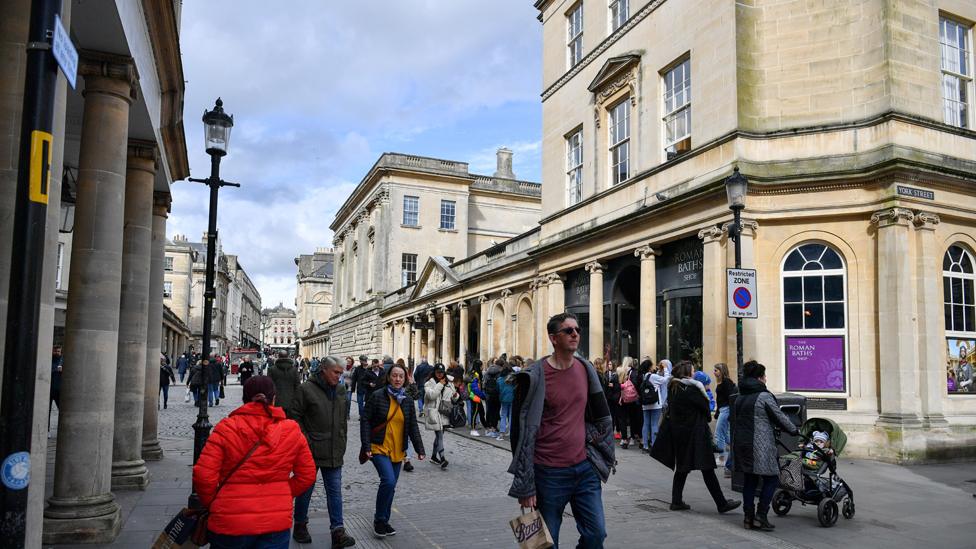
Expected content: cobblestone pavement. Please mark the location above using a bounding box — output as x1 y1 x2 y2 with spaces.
47 380 976 548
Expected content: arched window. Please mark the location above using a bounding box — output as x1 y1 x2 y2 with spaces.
944 244 975 395
781 242 847 392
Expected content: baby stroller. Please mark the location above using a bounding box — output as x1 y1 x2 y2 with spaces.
771 417 854 527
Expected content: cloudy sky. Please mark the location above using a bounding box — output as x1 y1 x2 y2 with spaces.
171 1 543 309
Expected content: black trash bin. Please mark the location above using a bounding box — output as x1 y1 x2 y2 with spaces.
729 392 807 492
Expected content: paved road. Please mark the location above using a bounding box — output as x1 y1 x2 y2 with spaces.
48 380 976 548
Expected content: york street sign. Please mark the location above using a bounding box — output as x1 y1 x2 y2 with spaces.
52 15 78 89
727 268 758 318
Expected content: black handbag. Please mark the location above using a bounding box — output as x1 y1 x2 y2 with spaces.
448 401 467 428
649 406 675 470
153 438 262 548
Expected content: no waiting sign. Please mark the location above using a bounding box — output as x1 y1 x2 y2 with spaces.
727 268 758 318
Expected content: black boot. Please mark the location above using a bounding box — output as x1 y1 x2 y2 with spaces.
743 508 756 529
718 499 741 514
331 527 356 548
754 512 775 531
293 522 312 543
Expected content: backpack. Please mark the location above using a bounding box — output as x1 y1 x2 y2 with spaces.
639 373 660 406
449 400 467 428
484 371 500 396
620 369 639 404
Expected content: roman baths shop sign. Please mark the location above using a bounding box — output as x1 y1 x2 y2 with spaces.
657 238 703 291
785 336 846 392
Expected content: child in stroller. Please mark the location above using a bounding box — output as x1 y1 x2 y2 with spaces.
772 418 855 527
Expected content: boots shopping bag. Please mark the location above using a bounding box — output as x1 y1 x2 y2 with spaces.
509 507 554 549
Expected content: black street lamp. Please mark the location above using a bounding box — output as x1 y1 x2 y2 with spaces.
187 98 238 506
725 167 748 379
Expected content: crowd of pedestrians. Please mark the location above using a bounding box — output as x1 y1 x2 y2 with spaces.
181 310 795 549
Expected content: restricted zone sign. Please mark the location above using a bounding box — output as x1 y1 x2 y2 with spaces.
727 268 758 318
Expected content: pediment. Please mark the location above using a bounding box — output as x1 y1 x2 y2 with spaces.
409 257 459 300
587 54 640 93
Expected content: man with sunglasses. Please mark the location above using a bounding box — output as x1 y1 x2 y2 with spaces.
507 312 614 548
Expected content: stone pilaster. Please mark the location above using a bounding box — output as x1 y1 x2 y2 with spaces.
585 262 605 359
913 212 947 427
143 192 170 461
458 302 469 365
478 296 490 362
699 225 726 372
44 51 137 544
111 142 157 489
546 273 565 316
440 306 453 364
635 246 659 361
426 311 437 364
534 279 549 357
872 207 922 428
412 318 423 363
500 289 513 356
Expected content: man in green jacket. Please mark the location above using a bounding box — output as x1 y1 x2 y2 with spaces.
289 356 355 548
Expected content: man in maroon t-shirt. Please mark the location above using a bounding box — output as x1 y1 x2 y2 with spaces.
507 312 613 548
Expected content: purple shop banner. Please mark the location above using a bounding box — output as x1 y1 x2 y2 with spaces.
785 336 845 392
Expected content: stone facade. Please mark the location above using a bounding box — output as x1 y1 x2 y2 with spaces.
325 149 542 360
295 247 334 356
0 0 190 543
262 303 297 352
371 0 976 462
163 234 196 326
226 254 262 349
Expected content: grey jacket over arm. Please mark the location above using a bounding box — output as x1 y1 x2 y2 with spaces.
507 357 615 499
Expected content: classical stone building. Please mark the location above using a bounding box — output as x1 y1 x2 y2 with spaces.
0 0 189 543
326 149 542 359
295 248 334 357
263 303 297 353
186 233 231 355
163 234 197 327
227 254 262 349
372 0 976 462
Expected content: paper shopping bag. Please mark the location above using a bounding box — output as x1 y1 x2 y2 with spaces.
509 507 554 549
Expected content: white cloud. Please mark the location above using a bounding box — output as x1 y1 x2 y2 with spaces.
171 0 542 309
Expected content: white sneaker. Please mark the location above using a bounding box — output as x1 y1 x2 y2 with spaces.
470 429 481 436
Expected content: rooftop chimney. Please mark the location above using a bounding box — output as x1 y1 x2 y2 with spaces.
493 147 515 180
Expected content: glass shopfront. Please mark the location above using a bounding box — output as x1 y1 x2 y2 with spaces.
655 237 703 364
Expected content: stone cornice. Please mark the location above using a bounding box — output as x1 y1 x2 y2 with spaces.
142 0 189 181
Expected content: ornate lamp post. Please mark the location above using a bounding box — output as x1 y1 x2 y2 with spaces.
187 99 237 505
725 167 748 378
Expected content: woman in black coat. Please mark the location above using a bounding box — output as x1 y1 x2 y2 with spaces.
360 363 426 537
653 360 740 513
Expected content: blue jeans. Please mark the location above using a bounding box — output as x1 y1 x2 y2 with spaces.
207 529 289 548
431 430 445 459
371 455 402 523
294 466 344 530
714 406 730 457
534 461 606 549
743 473 778 514
499 402 513 434
417 394 424 414
642 408 662 449
208 382 220 405
159 385 170 408
356 393 366 417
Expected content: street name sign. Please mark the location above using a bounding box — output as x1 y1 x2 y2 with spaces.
52 15 78 89
727 268 758 318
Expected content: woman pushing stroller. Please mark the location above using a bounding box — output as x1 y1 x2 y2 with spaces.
731 360 800 531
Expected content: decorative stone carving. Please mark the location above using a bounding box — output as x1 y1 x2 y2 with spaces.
697 225 724 242
871 207 915 228
584 261 604 274
913 211 940 230
721 219 759 237
478 295 490 304
79 49 139 99
634 245 659 260
500 289 513 298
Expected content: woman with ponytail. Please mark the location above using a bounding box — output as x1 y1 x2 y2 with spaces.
193 376 316 548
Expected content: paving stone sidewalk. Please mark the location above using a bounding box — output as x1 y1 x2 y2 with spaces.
45 384 976 548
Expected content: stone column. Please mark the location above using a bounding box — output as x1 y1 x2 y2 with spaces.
500 289 513 356
699 226 726 373
110 142 156 489
426 311 436 364
412 317 423 363
458 301 469 364
440 307 452 364
535 278 549 357
872 207 922 427
380 322 390 355
635 246 659 361
143 192 169 461
914 212 947 427
478 295 490 362
547 274 565 315
585 262 604 359
44 52 136 544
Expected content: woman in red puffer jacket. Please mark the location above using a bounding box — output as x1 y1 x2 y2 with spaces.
193 376 315 548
